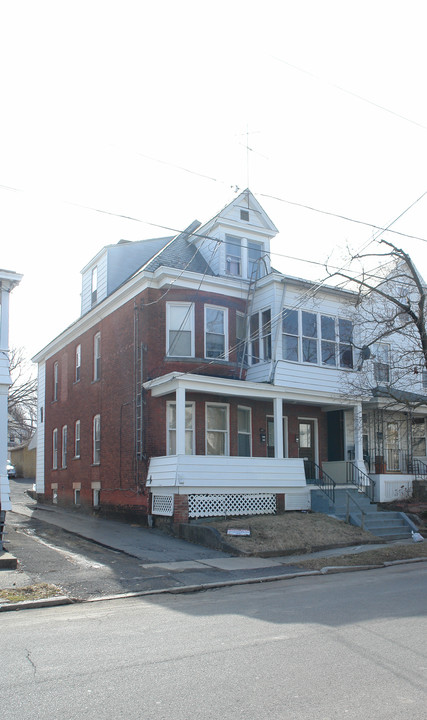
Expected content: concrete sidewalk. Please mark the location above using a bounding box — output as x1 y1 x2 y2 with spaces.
3 493 414 578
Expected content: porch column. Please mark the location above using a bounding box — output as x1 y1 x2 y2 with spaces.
353 403 364 463
176 386 186 455
273 397 284 458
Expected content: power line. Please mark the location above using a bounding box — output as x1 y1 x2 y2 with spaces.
270 54 427 132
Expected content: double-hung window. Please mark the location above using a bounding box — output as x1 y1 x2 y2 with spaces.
75 420 81 458
61 426 67 468
248 241 264 279
166 303 194 357
93 414 101 464
237 406 251 457
225 235 241 276
249 309 272 364
205 306 228 360
166 402 195 455
206 404 229 456
373 342 390 383
75 344 81 382
412 418 426 456
53 361 59 401
93 333 101 381
52 428 58 469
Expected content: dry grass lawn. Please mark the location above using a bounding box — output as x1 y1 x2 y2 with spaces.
0 582 62 605
203 511 427 567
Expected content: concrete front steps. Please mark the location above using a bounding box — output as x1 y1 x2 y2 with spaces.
311 487 416 540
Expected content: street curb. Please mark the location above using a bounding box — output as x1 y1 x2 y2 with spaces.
1 556 426 612
0 596 73 612
0 553 18 569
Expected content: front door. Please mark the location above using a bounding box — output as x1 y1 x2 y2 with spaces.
298 420 316 476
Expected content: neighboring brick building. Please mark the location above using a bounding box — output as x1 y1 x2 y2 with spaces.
33 190 427 522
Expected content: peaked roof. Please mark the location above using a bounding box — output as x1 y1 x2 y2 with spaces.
196 188 279 238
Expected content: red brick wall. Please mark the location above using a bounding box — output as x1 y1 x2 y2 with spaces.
43 287 248 514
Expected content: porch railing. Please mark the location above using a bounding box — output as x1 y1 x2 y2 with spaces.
408 457 427 479
304 459 335 503
365 449 427 475
346 462 375 502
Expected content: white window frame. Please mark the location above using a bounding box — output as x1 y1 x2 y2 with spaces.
75 344 81 382
224 235 266 280
93 414 101 465
53 361 59 401
204 305 228 360
282 309 353 369
166 302 195 358
75 419 81 459
61 425 67 468
166 401 195 455
52 428 58 469
93 332 101 381
266 415 289 458
205 403 229 456
237 406 252 457
93 488 100 507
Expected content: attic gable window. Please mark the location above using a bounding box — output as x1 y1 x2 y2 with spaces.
240 209 250 221
225 235 241 276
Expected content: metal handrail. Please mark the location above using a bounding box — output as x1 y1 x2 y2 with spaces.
346 462 376 502
409 457 427 478
304 460 336 503
345 491 367 531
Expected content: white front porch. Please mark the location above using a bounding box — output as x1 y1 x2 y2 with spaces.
147 455 310 517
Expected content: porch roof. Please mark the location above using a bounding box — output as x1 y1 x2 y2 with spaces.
143 371 356 407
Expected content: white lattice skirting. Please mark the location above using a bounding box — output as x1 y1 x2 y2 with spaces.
152 494 174 516
188 493 276 518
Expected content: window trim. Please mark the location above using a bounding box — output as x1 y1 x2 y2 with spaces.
166 302 195 358
91 266 98 306
204 305 228 361
205 402 230 456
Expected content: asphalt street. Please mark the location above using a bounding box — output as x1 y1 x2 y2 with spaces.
2 563 427 720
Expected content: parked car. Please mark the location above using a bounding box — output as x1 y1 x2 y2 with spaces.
7 462 16 479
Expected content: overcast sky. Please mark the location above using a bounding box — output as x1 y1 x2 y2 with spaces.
1 0 426 360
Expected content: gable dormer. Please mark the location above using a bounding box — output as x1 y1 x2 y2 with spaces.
80 248 108 315
190 189 278 280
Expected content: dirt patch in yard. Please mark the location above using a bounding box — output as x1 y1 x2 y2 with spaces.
199 512 427 566
202 512 380 555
